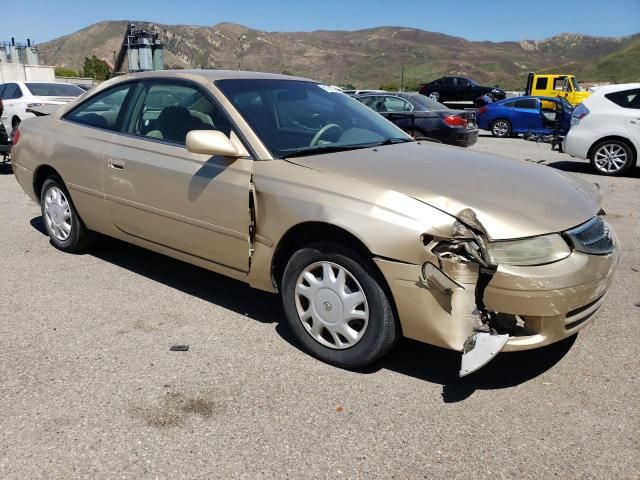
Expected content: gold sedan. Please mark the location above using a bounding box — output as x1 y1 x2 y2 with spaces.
11 70 619 375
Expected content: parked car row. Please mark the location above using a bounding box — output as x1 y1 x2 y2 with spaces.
9 70 619 375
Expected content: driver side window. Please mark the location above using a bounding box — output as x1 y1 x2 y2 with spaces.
127 82 230 145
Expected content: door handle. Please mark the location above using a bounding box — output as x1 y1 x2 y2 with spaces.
631 119 640 125
108 159 125 170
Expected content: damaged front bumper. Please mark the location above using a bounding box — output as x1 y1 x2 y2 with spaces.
374 246 618 372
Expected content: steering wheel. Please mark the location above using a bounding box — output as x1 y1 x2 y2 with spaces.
309 123 343 147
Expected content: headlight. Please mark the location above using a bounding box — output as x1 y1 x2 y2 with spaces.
486 234 571 266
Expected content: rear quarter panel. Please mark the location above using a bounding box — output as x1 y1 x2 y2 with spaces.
12 115 115 234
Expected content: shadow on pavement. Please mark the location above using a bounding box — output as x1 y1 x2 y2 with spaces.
30 216 576 401
547 160 640 178
359 336 576 403
0 162 12 175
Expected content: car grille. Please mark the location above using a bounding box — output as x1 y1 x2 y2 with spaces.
564 216 614 255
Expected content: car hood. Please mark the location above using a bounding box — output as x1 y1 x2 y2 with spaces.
286 142 600 240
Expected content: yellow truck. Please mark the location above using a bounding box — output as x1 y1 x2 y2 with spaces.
524 72 591 105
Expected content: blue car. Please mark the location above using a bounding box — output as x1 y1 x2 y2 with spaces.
477 96 573 138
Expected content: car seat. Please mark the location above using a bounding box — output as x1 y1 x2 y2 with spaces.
151 106 212 143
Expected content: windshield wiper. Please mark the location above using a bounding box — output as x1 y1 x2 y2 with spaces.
375 137 414 146
281 138 414 159
280 138 414 158
281 143 376 159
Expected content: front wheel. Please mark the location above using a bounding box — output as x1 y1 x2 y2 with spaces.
40 177 95 252
281 245 399 368
590 139 635 176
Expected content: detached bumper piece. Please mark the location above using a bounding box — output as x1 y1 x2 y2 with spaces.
460 332 509 377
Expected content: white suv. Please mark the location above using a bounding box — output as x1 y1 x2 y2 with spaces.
564 83 640 176
0 81 84 131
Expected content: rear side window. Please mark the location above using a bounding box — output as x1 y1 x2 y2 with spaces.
514 99 538 109
66 84 133 131
442 77 455 86
1 84 22 100
605 89 640 109
25 83 83 97
535 77 548 90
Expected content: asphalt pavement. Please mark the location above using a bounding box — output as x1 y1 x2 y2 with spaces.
0 136 638 479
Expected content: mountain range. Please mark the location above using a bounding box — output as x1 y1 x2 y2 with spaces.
38 21 640 89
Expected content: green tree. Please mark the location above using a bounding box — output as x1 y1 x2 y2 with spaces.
54 67 78 78
82 56 111 81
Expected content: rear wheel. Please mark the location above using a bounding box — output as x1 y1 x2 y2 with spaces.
590 139 635 176
281 244 399 368
40 177 95 252
429 91 441 102
490 119 511 138
11 116 20 130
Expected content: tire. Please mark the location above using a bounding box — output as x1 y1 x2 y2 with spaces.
429 91 441 102
11 117 20 130
589 139 635 176
490 119 511 138
281 244 399 368
40 177 95 252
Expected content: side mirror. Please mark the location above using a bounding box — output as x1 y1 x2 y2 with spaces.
186 130 240 157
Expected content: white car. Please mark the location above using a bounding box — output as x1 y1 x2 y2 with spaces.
0 81 84 131
564 83 640 176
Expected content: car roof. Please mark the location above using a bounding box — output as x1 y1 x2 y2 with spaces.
113 69 315 84
592 83 640 95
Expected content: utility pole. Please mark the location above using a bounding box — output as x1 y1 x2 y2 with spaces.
237 33 247 70
401 65 405 92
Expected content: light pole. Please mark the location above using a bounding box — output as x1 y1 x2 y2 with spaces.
237 34 247 70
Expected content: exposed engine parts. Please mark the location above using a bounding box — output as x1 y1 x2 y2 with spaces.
421 208 519 376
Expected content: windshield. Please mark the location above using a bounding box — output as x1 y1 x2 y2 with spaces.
216 79 411 158
407 94 449 111
25 83 84 97
570 77 582 92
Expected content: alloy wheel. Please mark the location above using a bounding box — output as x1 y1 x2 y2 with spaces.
594 143 628 173
492 120 509 137
43 186 72 241
294 261 369 350
429 92 440 101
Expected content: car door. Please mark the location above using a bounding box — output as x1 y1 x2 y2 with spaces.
0 85 6 128
60 82 137 229
609 88 640 146
512 98 544 132
456 78 473 101
440 77 455 100
103 79 253 273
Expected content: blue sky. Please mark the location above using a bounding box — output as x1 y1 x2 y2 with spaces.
2 0 639 44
